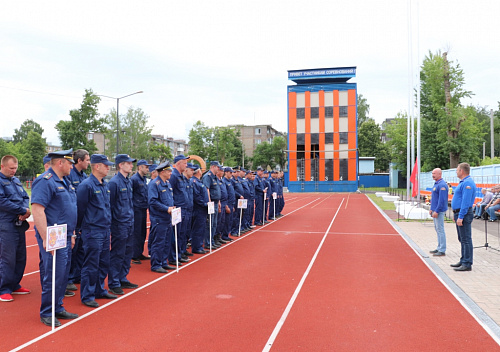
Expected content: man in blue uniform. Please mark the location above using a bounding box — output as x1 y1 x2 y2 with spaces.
131 159 151 264
148 162 175 273
262 171 271 222
31 149 79 326
276 171 285 217
244 170 256 229
169 155 190 264
216 166 229 244
203 161 222 249
239 168 251 233
268 171 278 220
67 149 90 292
222 167 236 238
182 163 195 257
108 154 139 295
429 168 449 257
148 164 158 184
231 167 245 236
0 155 31 303
190 165 209 254
77 154 117 308
450 163 476 272
253 167 267 226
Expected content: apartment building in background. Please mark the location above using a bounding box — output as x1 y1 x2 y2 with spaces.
229 124 284 159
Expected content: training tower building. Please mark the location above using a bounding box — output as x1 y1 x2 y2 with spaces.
287 67 358 192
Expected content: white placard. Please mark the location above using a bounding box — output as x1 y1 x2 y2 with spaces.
237 199 248 209
46 224 67 251
272 192 277 200
208 201 215 214
171 207 182 226
264 193 267 201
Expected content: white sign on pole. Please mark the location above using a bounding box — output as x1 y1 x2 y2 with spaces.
272 192 277 200
46 224 67 252
208 201 215 214
237 199 248 209
171 207 182 226
264 192 267 201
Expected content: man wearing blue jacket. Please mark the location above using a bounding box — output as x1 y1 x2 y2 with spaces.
429 168 449 257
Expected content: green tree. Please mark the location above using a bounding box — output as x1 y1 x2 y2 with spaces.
13 119 45 144
385 112 411 175
251 136 287 170
358 120 391 172
149 143 173 164
104 107 153 160
188 121 214 161
17 131 46 176
420 51 484 168
56 89 104 154
357 94 370 127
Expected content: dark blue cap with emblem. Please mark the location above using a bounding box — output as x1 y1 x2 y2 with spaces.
174 154 189 164
224 167 233 173
187 163 197 170
210 161 221 167
192 164 200 172
156 161 172 172
43 155 51 164
137 159 151 166
90 154 114 166
149 164 158 172
256 166 264 171
48 148 75 164
115 154 137 164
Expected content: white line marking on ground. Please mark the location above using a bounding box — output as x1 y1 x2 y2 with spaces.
262 198 344 352
311 194 332 208
328 231 399 236
11 197 322 352
23 270 40 277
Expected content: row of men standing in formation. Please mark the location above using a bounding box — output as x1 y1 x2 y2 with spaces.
0 149 285 327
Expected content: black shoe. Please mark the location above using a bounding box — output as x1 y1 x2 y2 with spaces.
255 223 263 226
264 220 270 224
97 292 118 299
162 265 176 270
450 262 462 268
179 258 189 263
41 316 61 327
169 261 182 266
138 254 150 260
221 237 232 242
131 258 142 264
55 310 79 320
64 290 75 297
433 252 446 256
218 238 228 244
108 287 124 295
181 254 189 260
83 300 99 308
66 283 78 291
120 281 139 289
454 265 472 271
153 267 168 273
429 249 439 254
183 252 194 257
192 250 207 254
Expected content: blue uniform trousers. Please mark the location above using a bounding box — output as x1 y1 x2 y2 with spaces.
183 209 192 252
36 234 72 317
170 211 189 261
254 194 264 224
217 201 227 235
68 233 84 284
232 203 244 234
149 219 171 270
109 222 134 288
132 207 148 258
454 209 474 267
269 196 276 219
244 199 255 228
191 208 206 252
0 226 26 294
264 197 269 221
80 229 110 302
224 205 234 238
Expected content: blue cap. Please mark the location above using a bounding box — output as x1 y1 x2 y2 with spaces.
156 161 172 172
149 164 158 172
224 167 233 173
192 164 200 172
210 161 221 167
245 170 252 175
90 154 114 166
48 148 75 164
137 159 151 166
115 154 136 164
43 155 51 164
256 166 264 171
187 163 197 170
173 154 189 164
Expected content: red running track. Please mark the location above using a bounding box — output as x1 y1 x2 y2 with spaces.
1 193 499 351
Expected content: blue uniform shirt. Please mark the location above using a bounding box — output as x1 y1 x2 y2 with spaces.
68 167 87 191
131 172 149 209
191 177 209 209
219 177 228 203
185 177 194 212
246 177 255 199
254 175 265 194
76 174 111 231
451 175 476 219
240 177 251 199
223 177 235 206
233 176 244 200
170 168 189 208
109 172 134 224
202 171 221 202
31 169 77 233
148 176 174 221
430 178 449 213
0 172 29 224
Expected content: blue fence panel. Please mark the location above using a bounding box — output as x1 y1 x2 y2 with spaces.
358 175 389 188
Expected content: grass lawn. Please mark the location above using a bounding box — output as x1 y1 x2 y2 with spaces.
365 193 396 211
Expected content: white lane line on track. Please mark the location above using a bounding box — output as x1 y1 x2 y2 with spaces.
23 270 40 277
328 231 399 236
11 197 321 352
310 194 332 208
262 198 345 352
259 230 325 234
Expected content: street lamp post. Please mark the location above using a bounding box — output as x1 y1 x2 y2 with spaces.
98 91 143 157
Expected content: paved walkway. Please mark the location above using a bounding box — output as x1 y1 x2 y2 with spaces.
385 210 500 337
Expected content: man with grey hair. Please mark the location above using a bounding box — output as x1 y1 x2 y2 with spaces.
429 168 448 256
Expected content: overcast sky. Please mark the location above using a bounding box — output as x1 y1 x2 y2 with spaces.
1 0 499 146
